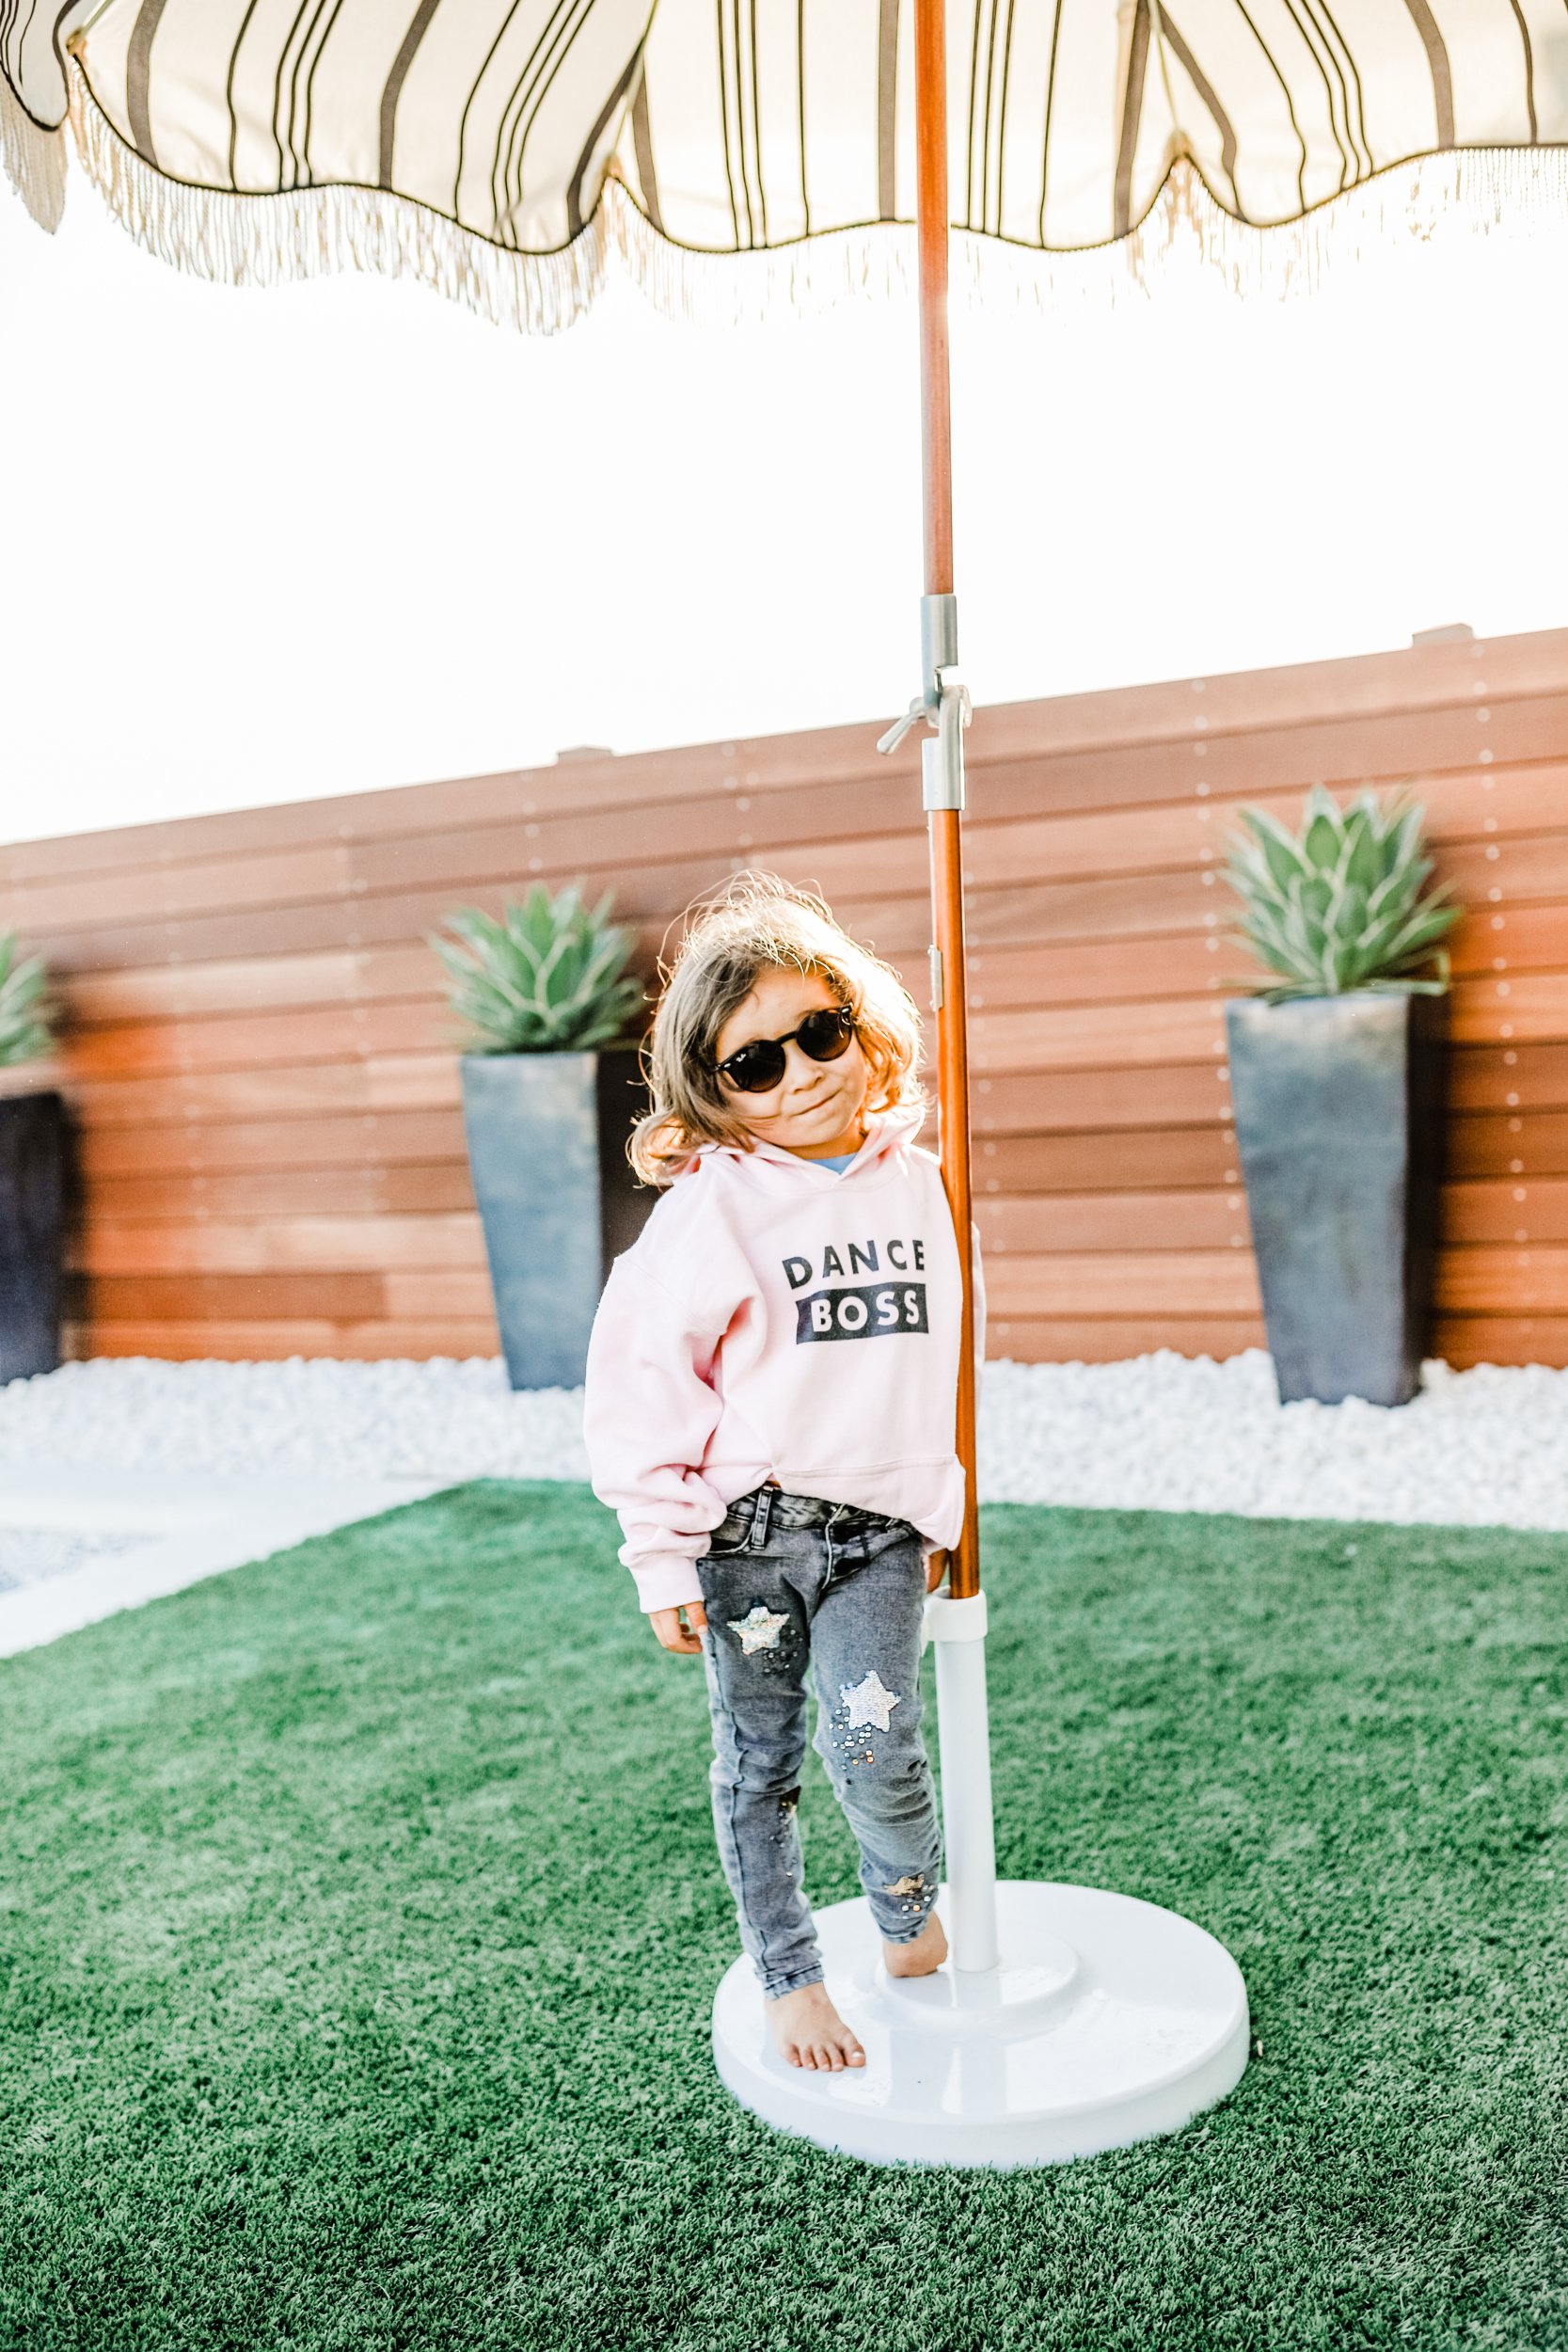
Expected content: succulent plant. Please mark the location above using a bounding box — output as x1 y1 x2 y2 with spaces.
0 930 53 1067
433 883 646 1053
1224 785 1461 1001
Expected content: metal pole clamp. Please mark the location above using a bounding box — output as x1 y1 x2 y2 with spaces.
876 592 972 812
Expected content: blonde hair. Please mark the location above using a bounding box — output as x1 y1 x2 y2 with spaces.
629 872 925 1186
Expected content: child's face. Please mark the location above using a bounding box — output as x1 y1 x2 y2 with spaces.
712 968 872 1160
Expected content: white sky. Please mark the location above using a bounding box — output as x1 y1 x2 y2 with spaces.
2 179 1565 847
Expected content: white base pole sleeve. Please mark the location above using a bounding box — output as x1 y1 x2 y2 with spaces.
931 1618 1001 1973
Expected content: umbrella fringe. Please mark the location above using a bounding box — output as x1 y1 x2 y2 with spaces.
66 60 610 335
1 76 68 234
1128 149 1568 302
603 182 916 322
55 59 1568 331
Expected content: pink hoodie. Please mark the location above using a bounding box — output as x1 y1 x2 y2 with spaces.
582 1099 983 1613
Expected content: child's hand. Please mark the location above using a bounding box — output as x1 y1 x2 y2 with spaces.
926 1550 948 1594
651 1600 707 1654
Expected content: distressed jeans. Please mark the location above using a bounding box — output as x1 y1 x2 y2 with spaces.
696 1484 942 2000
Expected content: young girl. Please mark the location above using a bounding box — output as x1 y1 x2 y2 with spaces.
582 874 978 2075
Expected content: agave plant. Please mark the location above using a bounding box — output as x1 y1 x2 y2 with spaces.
0 930 53 1067
1224 786 1461 1001
433 883 645 1053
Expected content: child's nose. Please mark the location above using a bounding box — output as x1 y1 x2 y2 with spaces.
783 1038 827 1086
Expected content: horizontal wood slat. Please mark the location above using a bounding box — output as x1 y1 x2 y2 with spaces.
1432 1318 1568 1369
974 1130 1240 1193
62 1000 456 1079
21 741 1568 942
988 1252 1263 1318
63 1320 501 1360
69 1054 460 1128
67 946 438 1025
76 1110 468 1178
81 1166 477 1221
80 1273 391 1321
1435 1248 1568 1314
9 624 1568 1367
78 1216 486 1276
975 1192 1250 1253
50 894 1568 1040
9 628 1561 887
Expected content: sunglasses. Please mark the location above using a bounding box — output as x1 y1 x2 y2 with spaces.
712 1003 857 1095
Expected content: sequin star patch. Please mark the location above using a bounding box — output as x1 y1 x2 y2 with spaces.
841 1668 901 1731
728 1604 790 1655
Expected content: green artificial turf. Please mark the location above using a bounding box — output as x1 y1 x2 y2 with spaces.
1 1485 1564 2351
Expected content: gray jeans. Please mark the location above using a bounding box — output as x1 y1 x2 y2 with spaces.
696 1484 942 2000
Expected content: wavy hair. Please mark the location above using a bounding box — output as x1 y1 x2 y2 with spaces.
629 872 925 1186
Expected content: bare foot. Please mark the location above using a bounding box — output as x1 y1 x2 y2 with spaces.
882 1909 948 1979
767 1982 866 2071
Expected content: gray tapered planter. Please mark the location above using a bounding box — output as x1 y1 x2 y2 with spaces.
1225 993 1447 1407
460 1047 653 1390
0 1089 67 1383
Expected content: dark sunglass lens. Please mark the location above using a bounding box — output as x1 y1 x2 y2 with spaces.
721 1041 788 1093
799 1007 854 1062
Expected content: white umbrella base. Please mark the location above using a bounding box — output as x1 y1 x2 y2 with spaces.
711 1878 1250 2169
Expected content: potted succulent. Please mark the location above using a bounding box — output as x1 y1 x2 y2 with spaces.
1223 787 1462 1407
0 930 66 1382
435 884 653 1390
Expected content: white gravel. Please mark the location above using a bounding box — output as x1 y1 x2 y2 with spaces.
2 1350 1567 1532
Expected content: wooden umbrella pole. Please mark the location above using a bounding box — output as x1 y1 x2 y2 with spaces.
915 0 981 1600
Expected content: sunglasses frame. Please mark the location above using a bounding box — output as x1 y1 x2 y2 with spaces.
712 1002 858 1095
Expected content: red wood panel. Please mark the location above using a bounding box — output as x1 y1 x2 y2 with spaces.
971 998 1227 1074
988 1251 1262 1318
79 1216 486 1275
68 945 444 1025
1436 1247 1568 1313
69 1319 501 1360
976 1190 1250 1253
1442 1180 1568 1243
76 1110 468 1177
22 856 734 976
84 1166 476 1221
1450 975 1568 1047
6 623 1567 1369
10 628 1561 887
1449 1044 1568 1113
972 1065 1235 1135
962 935 1226 1008
383 1271 497 1319
63 999 454 1079
81 1274 388 1321
1448 1116 1559 1179
973 1130 1239 1193
70 1054 459 1128
1435 1317 1568 1369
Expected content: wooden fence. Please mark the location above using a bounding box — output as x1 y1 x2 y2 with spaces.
5 623 1567 1368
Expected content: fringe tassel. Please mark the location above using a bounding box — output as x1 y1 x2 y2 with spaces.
608 146 1568 322
603 183 916 325
66 59 610 335
1 74 67 233
1086 149 1568 306
57 58 1568 334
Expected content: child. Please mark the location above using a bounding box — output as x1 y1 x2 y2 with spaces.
582 874 979 2074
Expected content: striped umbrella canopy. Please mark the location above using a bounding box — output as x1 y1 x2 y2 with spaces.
3 4 1564 324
